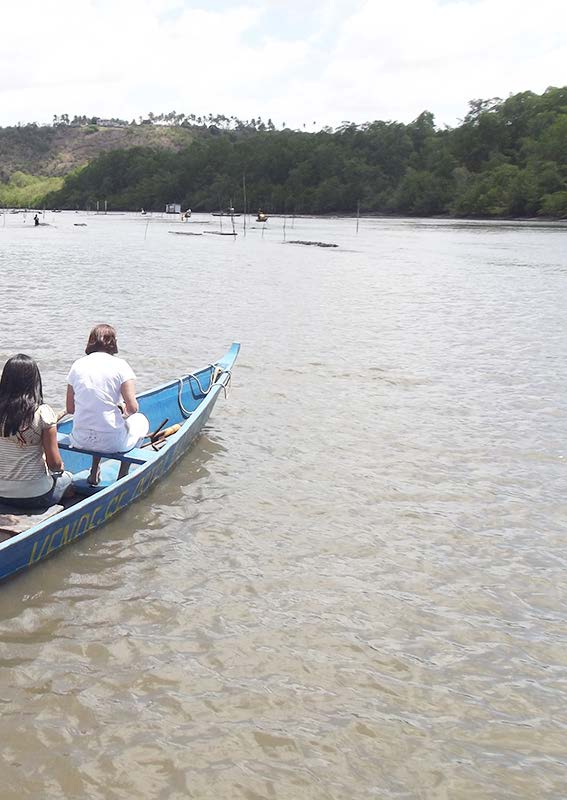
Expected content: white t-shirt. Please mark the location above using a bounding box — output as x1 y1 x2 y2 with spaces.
67 352 136 451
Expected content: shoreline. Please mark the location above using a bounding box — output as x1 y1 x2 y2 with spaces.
264 212 567 224
2 208 565 224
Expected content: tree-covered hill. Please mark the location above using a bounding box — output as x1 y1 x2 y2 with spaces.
3 89 567 218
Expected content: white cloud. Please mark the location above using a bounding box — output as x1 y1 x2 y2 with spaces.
0 0 565 129
313 0 567 125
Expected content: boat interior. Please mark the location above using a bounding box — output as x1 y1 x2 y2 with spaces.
0 365 218 540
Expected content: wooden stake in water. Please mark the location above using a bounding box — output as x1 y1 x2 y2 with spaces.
242 174 247 236
283 215 287 242
356 200 360 234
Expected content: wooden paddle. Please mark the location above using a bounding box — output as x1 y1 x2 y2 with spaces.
145 418 169 441
141 423 181 448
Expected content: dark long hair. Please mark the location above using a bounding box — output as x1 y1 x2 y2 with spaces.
0 354 44 437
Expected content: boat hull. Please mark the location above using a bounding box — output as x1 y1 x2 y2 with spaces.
0 343 239 584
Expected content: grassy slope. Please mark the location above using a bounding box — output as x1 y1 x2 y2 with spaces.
0 172 63 208
0 123 195 207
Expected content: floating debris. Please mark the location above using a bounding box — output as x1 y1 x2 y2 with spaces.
288 240 338 248
204 231 238 236
169 231 202 236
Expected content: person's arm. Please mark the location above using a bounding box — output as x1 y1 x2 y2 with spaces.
66 384 75 415
120 379 139 417
42 425 64 472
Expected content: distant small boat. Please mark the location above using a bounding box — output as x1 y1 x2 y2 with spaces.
204 231 238 236
169 230 202 236
288 240 338 248
212 207 240 217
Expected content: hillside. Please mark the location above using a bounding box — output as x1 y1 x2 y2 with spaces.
0 123 195 180
2 88 566 217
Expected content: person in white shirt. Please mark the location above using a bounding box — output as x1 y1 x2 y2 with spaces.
66 324 149 485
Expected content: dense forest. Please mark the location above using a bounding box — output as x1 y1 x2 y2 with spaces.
5 87 567 218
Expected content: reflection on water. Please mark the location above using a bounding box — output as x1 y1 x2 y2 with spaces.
0 212 566 799
401 217 567 233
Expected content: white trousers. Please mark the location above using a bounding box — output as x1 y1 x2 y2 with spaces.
71 413 150 453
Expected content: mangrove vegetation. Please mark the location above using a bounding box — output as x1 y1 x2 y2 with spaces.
2 87 566 218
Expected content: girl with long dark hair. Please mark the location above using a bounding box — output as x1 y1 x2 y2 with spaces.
0 354 72 508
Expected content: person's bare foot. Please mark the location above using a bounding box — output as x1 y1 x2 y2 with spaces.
88 456 102 487
87 467 101 486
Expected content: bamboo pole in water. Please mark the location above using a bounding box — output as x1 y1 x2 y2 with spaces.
242 174 247 236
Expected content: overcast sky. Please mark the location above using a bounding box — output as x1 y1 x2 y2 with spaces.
0 0 565 130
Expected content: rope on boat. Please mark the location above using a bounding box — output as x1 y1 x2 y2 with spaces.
220 369 232 399
177 364 230 418
177 379 193 418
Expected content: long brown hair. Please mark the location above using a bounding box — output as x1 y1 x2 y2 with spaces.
85 324 118 355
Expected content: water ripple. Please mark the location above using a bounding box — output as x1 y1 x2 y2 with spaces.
1 214 566 798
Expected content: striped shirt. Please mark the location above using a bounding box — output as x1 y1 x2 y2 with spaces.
0 404 56 498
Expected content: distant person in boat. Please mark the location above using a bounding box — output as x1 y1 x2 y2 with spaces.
66 324 149 485
0 354 73 509
33 214 40 226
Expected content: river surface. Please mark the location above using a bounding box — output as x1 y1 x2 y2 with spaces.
0 211 566 799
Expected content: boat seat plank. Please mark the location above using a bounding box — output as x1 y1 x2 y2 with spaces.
0 504 64 538
57 435 155 465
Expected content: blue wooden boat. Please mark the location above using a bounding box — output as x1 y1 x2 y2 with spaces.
0 343 240 584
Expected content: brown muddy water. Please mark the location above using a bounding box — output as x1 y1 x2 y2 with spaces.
0 210 566 799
